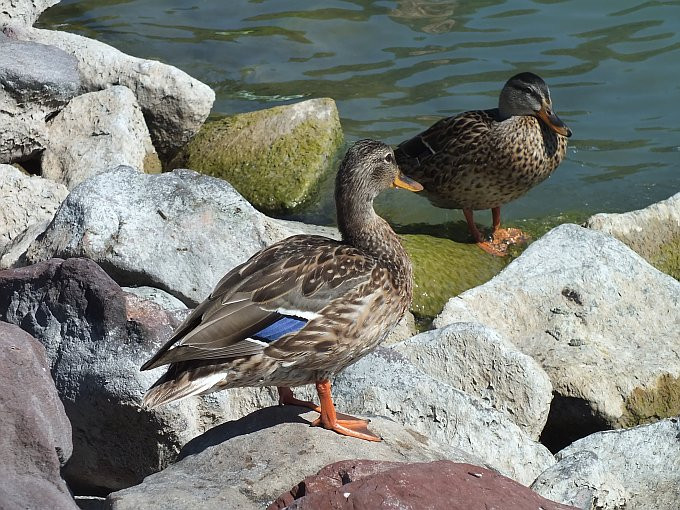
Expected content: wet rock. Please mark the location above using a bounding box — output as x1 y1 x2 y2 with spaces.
169 98 343 214
0 0 59 25
271 460 577 510
0 321 77 510
532 418 680 510
400 233 508 319
0 37 80 162
41 86 160 189
393 322 553 439
0 164 68 257
106 408 483 510
435 224 680 448
23 166 324 306
0 257 273 493
308 348 556 485
9 24 214 159
585 191 680 279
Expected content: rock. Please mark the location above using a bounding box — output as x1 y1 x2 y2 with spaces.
271 460 577 510
123 286 188 311
532 418 680 510
435 224 680 449
392 322 553 439
382 311 417 345
41 86 161 189
106 407 483 510
10 24 214 159
0 0 59 25
169 98 343 214
0 37 80 162
306 348 556 485
23 166 323 306
400 233 508 319
585 191 680 279
0 164 68 254
0 321 77 510
0 257 274 492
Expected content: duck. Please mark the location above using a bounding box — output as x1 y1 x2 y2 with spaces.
395 72 572 256
141 139 423 442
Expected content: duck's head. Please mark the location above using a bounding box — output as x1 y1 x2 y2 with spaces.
336 139 422 204
498 72 572 138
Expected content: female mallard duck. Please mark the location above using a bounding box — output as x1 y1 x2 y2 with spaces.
395 72 572 256
141 139 422 442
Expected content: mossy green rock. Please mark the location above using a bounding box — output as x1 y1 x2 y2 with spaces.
401 234 508 319
620 374 680 428
170 98 343 214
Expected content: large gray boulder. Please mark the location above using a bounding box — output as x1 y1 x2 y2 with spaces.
0 37 80 162
169 98 343 214
106 407 484 510
0 164 68 254
392 322 553 439
41 85 161 188
435 224 680 448
308 348 556 485
0 321 77 510
532 418 680 510
585 191 680 279
9 24 214 159
23 166 317 306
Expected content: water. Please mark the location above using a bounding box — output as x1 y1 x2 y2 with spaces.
39 0 680 229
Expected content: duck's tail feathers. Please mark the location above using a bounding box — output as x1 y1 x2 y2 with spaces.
142 370 225 409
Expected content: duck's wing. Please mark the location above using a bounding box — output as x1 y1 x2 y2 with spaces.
140 235 375 370
394 109 497 178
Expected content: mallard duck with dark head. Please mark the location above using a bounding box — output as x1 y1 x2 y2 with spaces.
395 72 572 255
141 139 422 441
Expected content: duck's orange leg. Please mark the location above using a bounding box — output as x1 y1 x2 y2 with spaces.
310 379 381 442
277 386 320 412
463 208 507 256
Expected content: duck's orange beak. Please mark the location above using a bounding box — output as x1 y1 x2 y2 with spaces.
393 172 423 192
537 101 572 138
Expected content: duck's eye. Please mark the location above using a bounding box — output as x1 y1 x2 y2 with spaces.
384 153 394 164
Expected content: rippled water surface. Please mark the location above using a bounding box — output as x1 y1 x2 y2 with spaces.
40 0 680 228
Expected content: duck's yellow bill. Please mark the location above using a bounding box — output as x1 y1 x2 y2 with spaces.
393 172 423 192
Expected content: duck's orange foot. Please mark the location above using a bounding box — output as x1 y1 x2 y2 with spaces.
311 414 381 442
277 386 320 413
478 228 530 256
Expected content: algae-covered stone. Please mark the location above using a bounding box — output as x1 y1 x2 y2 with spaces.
401 234 507 319
170 98 343 214
585 191 680 279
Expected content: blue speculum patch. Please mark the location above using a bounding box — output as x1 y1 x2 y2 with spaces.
252 316 307 343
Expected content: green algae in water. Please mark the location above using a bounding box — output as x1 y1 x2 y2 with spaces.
401 234 508 320
619 374 680 428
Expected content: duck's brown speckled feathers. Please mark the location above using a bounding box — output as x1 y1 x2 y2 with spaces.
141 139 420 411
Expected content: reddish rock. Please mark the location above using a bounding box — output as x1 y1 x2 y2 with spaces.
0 321 78 510
269 460 577 510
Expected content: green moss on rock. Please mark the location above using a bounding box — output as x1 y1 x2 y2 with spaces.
619 373 680 428
648 235 680 280
170 98 343 214
401 234 508 319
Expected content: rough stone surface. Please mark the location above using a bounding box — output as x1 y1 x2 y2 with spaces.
0 37 80 162
0 164 68 254
42 86 160 189
0 0 59 25
393 322 553 439
0 321 77 510
532 418 680 510
106 408 484 510
0 258 278 493
170 98 343 213
382 311 417 345
300 348 556 485
10 24 215 159
23 166 303 306
585 191 680 279
271 460 577 510
435 224 680 446
122 286 188 311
